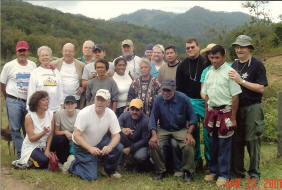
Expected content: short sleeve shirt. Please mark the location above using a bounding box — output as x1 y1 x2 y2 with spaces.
55 109 80 133
73 105 121 146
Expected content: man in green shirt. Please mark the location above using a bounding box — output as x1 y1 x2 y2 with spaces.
202 45 241 187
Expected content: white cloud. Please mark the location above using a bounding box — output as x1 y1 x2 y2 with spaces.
27 1 282 22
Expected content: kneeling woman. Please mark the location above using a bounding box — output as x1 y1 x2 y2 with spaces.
12 91 54 169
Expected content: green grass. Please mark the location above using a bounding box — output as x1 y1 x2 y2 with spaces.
1 140 281 190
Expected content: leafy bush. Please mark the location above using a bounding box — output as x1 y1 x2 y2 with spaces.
262 97 278 142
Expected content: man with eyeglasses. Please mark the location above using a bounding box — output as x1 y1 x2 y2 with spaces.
118 98 150 170
78 40 95 65
149 80 197 183
176 38 209 173
229 35 268 183
0 41 36 158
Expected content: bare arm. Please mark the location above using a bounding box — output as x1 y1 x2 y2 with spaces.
0 82 6 98
229 70 265 94
44 115 55 157
82 79 88 89
112 101 117 113
231 95 239 126
25 115 50 142
54 125 72 140
200 83 206 100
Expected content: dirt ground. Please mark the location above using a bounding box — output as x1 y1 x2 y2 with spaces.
1 167 36 190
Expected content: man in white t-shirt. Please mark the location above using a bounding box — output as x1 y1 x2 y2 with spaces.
67 89 123 180
0 41 36 158
51 43 85 108
112 39 142 79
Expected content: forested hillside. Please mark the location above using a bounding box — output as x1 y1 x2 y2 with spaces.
1 0 185 61
112 6 251 43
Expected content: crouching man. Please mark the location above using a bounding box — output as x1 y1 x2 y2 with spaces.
202 45 242 187
67 89 123 180
118 98 150 170
149 79 198 183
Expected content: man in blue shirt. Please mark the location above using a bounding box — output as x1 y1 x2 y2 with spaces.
149 80 198 183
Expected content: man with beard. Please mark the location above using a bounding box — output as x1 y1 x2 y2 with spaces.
0 41 36 158
149 80 197 183
118 99 150 170
176 38 209 172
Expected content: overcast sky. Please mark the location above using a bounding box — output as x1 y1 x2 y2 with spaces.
27 1 282 22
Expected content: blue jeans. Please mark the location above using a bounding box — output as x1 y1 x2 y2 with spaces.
69 135 123 181
209 128 232 179
30 148 49 169
6 97 27 158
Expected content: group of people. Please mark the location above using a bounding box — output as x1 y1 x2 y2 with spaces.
0 34 267 186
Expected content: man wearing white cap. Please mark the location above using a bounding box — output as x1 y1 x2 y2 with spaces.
112 39 142 79
67 89 123 180
0 40 36 158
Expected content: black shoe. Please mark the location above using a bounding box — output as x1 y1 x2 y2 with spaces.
183 171 193 184
153 173 166 181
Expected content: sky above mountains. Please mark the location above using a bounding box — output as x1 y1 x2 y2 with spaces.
27 1 281 22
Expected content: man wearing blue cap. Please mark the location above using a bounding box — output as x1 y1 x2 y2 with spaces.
144 44 153 61
229 35 268 182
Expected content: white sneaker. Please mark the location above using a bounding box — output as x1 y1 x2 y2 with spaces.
111 171 122 179
174 171 184 177
62 155 75 174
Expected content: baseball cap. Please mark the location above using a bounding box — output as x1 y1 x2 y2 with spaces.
96 89 111 100
122 39 133 47
16 41 29 51
64 95 76 104
129 99 143 109
200 43 217 55
93 44 104 52
161 80 176 91
145 44 153 51
232 35 254 49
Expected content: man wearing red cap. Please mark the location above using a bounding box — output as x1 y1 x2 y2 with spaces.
0 40 36 158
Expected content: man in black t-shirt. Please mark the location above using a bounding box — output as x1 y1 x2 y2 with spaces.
176 38 209 173
229 35 268 182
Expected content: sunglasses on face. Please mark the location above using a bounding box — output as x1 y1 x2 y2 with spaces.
130 107 140 112
18 49 27 53
186 46 196 50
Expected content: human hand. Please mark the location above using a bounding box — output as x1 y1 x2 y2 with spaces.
89 72 97 79
185 133 195 146
65 131 73 141
121 128 134 135
76 87 84 95
100 145 113 155
43 126 50 134
88 147 101 156
123 147 130 155
106 70 114 77
149 135 159 149
44 149 52 158
228 69 243 84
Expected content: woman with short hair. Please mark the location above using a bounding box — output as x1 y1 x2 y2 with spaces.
12 91 54 169
27 46 63 112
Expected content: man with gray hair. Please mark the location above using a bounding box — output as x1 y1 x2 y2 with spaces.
78 40 95 65
229 35 268 182
150 44 166 77
51 43 85 108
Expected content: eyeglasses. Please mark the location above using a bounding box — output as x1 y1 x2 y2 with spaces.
130 107 140 112
17 49 27 53
186 46 195 50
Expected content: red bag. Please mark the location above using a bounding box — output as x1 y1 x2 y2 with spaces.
48 152 59 171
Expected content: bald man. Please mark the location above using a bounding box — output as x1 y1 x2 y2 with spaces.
51 43 85 108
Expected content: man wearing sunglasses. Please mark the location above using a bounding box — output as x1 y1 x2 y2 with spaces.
0 41 36 158
149 80 197 183
118 98 150 170
176 38 209 173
